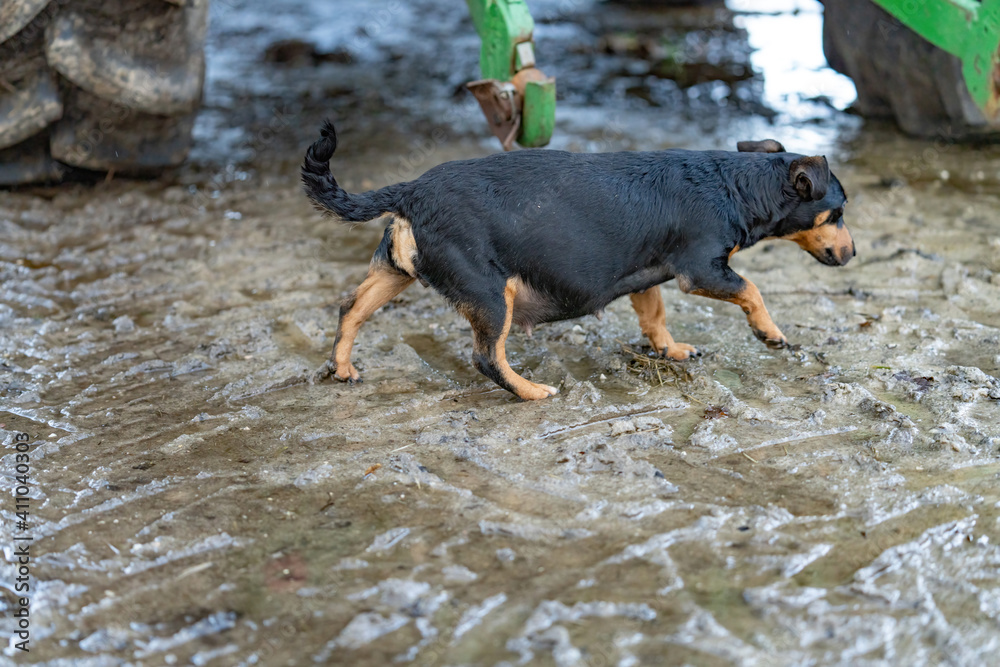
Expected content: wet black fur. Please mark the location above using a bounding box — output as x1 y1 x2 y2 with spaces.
302 121 848 391
301 121 399 222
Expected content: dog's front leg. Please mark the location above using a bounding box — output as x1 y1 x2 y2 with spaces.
629 287 699 360
678 268 788 349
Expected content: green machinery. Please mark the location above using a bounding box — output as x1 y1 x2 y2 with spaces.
3 0 999 185
465 0 556 149
872 0 1000 119
464 0 1000 148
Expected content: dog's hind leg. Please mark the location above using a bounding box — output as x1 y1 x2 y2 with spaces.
630 287 700 360
330 264 415 382
461 278 559 400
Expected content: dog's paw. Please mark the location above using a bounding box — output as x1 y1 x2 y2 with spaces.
517 382 559 401
664 343 701 360
753 328 788 349
332 362 362 383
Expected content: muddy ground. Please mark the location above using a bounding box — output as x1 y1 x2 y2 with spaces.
2 0 1000 665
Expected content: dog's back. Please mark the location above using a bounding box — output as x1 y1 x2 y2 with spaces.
391 148 786 315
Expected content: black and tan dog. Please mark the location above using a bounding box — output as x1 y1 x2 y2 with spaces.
302 123 853 400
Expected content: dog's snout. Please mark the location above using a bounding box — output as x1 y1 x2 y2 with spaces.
819 245 853 266
839 245 853 265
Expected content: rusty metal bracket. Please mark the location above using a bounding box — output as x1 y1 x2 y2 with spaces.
467 79 521 150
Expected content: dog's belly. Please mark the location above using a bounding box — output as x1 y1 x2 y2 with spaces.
610 266 675 297
511 281 570 328
512 267 674 329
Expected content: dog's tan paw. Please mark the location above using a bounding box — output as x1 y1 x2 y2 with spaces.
333 362 361 383
753 327 788 349
517 382 559 401
665 343 700 360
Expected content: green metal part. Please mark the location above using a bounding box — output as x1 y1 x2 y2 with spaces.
465 0 556 147
466 0 534 81
520 78 556 147
872 0 1000 119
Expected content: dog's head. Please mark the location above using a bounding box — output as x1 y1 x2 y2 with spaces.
738 139 854 267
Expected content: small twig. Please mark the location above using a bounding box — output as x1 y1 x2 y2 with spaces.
681 393 706 406
710 426 859 461
619 342 693 385
612 426 664 438
741 451 758 463
177 561 214 579
540 406 678 439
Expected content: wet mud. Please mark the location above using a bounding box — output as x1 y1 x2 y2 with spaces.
2 0 1000 665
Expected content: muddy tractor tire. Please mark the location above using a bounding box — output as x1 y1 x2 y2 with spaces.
0 0 207 185
821 0 991 138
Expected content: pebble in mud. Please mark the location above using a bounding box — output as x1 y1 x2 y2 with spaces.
496 548 517 563
441 564 478 583
112 315 135 333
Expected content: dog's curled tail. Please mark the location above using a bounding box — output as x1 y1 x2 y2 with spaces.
301 120 396 222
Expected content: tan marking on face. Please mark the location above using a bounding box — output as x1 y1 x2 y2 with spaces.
390 216 418 277
781 209 854 264
332 265 414 380
784 224 854 259
728 245 741 260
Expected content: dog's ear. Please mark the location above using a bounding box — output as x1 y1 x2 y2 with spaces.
789 156 830 201
737 139 785 153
